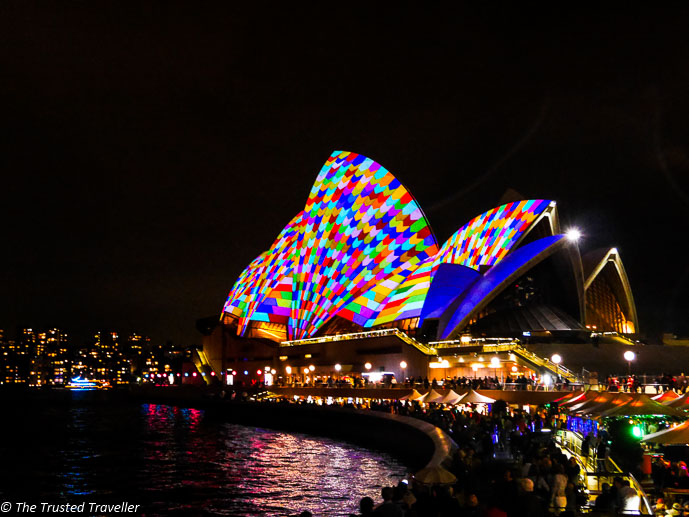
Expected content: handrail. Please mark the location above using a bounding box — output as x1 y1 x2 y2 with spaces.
628 472 653 515
430 337 517 346
281 331 581 382
432 338 579 382
281 328 437 356
475 342 580 383
509 344 579 383
555 430 652 515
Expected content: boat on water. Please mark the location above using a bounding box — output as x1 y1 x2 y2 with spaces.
65 377 111 390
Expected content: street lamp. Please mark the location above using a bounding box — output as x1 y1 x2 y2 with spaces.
400 360 407 382
565 228 581 242
551 354 562 388
490 356 500 383
334 363 341 381
624 351 636 376
364 362 372 370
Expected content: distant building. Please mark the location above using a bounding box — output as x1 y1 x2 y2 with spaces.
0 328 71 385
0 327 188 387
42 328 70 385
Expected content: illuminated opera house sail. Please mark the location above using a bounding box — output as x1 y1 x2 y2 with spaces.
201 151 639 382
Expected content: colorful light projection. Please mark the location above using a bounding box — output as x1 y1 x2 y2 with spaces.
372 199 551 326
222 151 552 340
223 212 304 333
288 151 437 339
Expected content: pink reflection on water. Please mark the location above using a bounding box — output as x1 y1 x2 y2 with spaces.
138 405 406 515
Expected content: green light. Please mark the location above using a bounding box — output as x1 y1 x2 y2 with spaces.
632 425 643 438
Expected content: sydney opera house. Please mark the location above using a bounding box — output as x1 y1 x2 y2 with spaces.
198 151 641 386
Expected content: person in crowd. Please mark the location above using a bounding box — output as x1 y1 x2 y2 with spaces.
580 433 590 458
349 496 375 517
550 463 568 512
394 481 416 512
613 477 639 514
651 497 666 515
596 438 609 472
565 456 580 482
492 468 518 515
373 487 404 516
594 483 615 512
514 477 548 517
528 464 550 500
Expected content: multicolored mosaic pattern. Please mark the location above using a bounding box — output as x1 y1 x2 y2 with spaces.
222 212 304 334
222 150 552 339
288 151 437 339
372 200 551 326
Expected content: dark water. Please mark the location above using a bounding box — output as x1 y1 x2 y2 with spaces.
1 401 407 516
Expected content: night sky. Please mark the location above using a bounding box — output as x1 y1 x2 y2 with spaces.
2 4 688 345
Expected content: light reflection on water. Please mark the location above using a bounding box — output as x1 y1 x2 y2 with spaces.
1 403 407 516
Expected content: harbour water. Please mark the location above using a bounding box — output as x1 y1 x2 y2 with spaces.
1 401 407 516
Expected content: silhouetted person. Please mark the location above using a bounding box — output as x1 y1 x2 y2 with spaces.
374 487 404 516
353 496 374 516
514 478 547 517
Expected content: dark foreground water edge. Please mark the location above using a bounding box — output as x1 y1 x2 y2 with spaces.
1 400 408 516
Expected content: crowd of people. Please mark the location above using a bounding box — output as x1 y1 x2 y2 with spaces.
604 374 689 393
220 383 689 516
336 405 593 516
272 374 544 391
236 370 689 395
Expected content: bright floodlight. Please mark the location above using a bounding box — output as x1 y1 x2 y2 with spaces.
551 354 562 364
308 365 315 372
624 351 636 362
565 228 581 242
490 357 500 367
334 363 342 372
285 366 292 375
400 361 407 369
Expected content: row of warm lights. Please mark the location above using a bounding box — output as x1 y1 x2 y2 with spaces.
281 361 409 375
549 351 636 364
146 352 639 381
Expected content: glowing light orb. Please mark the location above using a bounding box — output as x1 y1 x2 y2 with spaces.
565 228 581 242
